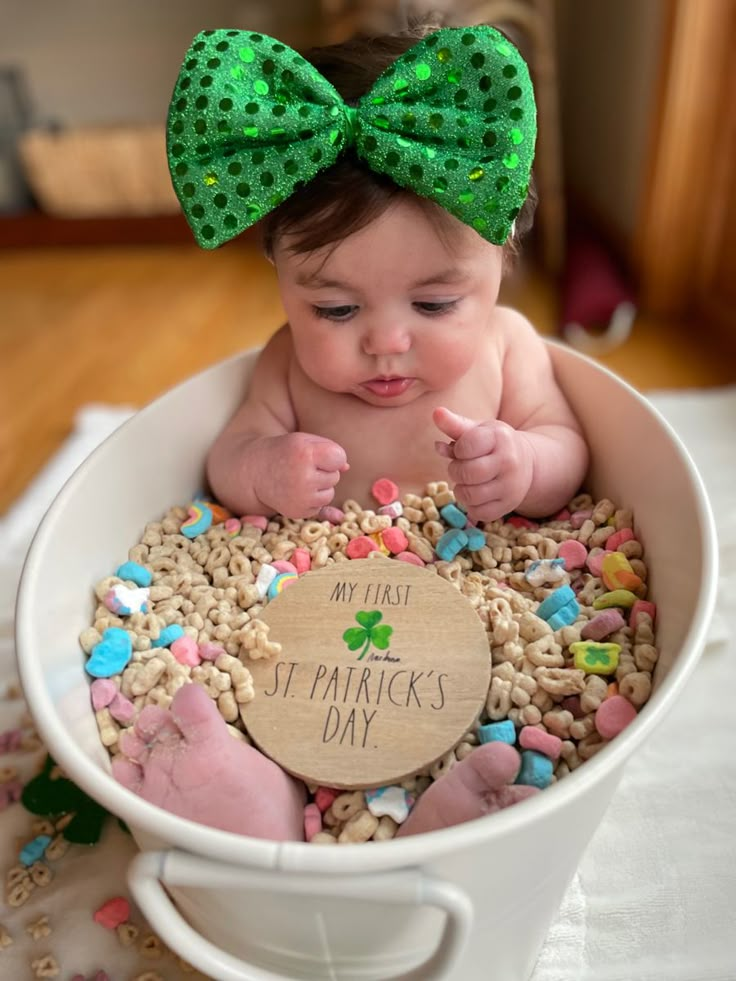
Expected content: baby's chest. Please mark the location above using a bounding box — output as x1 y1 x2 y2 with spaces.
291 387 499 505
305 398 442 487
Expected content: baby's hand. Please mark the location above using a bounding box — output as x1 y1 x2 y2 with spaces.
433 407 534 523
251 433 348 518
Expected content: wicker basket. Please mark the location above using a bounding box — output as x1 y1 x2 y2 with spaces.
18 124 180 217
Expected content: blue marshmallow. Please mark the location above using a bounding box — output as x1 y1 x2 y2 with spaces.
536 585 576 619
86 627 133 678
478 720 517 745
435 528 469 561
515 750 554 789
151 623 186 648
116 561 152 588
440 503 468 529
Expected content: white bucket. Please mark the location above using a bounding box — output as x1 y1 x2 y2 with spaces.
15 343 717 981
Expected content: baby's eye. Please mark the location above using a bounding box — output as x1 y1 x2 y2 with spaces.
312 304 358 321
414 300 459 315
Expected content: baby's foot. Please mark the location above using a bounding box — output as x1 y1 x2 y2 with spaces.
112 683 305 840
397 743 538 838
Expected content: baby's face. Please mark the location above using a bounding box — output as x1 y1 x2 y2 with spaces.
272 197 505 407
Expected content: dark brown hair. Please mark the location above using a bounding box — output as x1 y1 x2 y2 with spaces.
260 17 537 262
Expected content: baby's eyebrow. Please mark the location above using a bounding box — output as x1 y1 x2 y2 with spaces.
294 268 467 289
411 268 466 287
294 272 347 289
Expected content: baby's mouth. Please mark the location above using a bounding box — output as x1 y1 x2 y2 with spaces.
361 377 415 398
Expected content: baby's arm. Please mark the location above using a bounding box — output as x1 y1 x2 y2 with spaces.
206 327 348 518
435 309 588 521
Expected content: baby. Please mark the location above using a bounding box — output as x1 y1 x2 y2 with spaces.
112 19 588 840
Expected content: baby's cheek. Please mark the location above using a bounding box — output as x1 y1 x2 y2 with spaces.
295 339 350 390
423 336 478 388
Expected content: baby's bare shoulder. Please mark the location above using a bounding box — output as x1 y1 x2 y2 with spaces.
231 325 296 434
494 306 575 429
494 305 544 350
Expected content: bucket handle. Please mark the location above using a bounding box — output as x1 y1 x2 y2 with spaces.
129 849 473 981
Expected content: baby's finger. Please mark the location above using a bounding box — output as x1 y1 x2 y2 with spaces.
315 469 342 491
466 502 507 524
111 757 143 794
311 438 349 473
448 454 500 487
435 440 454 460
454 479 503 509
452 423 496 461
433 406 478 441
304 488 336 517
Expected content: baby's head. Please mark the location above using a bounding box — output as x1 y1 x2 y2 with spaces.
261 18 537 270
251 20 538 407
168 19 538 405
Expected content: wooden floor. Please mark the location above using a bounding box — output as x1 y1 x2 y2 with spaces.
2 243 735 517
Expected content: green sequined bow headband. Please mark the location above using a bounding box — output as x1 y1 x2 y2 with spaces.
167 25 536 249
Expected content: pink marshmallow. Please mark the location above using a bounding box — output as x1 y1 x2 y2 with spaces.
395 550 425 567
291 548 312 574
318 505 345 524
197 642 224 662
371 478 400 506
570 509 593 529
519 725 562 760
378 501 403 518
381 527 409 555
314 787 339 813
303 803 322 841
93 896 130 930
346 535 379 559
241 515 268 531
272 560 297 575
586 548 610 577
90 678 117 711
607 527 635 551
506 515 538 530
630 599 657 628
581 609 626 641
171 635 201 666
558 539 588 570
108 692 136 724
595 694 637 739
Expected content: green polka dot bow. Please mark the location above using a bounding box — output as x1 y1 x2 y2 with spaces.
167 25 537 248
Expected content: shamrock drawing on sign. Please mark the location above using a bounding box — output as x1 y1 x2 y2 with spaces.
342 610 393 660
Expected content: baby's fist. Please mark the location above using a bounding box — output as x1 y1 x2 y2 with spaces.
433 407 533 522
254 433 348 518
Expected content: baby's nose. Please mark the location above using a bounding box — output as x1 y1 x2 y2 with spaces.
361 323 411 356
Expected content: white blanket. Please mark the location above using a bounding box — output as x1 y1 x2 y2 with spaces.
1 392 735 981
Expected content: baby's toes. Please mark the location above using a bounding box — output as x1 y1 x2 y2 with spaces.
456 742 522 795
118 729 148 762
171 682 226 744
134 705 181 747
111 756 143 794
483 784 539 814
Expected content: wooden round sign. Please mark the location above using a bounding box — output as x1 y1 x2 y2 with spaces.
242 557 491 789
